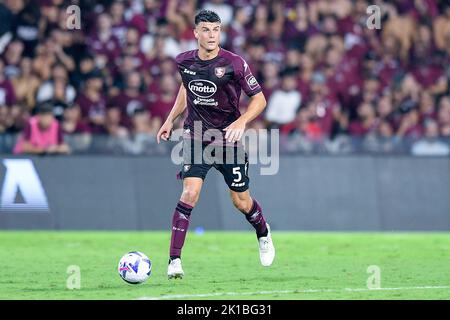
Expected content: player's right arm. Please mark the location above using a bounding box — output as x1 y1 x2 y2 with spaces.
157 84 187 144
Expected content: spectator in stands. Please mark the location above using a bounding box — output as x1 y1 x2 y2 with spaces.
374 120 398 153
75 69 106 133
12 1 40 57
411 119 450 156
87 13 121 70
376 95 394 122
111 70 149 128
128 0 164 36
305 71 339 138
47 28 75 73
111 53 137 93
71 54 96 90
61 103 92 152
419 91 437 122
0 105 10 133
349 102 378 137
109 0 128 45
0 58 23 133
3 39 24 78
13 101 70 155
101 104 128 139
248 3 270 42
433 5 450 52
121 26 148 72
141 17 181 60
124 107 160 154
438 96 450 138
61 103 91 135
265 68 301 127
166 0 197 52
297 54 313 103
32 40 55 80
145 33 178 76
11 57 40 111
226 5 251 55
396 108 423 141
149 74 176 122
0 58 17 107
132 107 159 135
441 123 450 139
260 60 280 102
36 63 76 108
296 107 325 142
281 107 325 154
245 39 266 77
158 57 178 77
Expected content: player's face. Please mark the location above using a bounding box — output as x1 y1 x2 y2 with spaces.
194 22 221 52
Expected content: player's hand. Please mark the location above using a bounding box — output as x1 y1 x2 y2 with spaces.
157 121 173 144
223 118 247 143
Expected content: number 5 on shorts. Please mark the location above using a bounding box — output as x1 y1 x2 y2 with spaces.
232 167 242 182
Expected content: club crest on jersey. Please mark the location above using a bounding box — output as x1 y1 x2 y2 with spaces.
214 67 225 78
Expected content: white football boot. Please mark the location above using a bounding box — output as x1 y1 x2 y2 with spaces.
258 223 275 267
167 258 184 279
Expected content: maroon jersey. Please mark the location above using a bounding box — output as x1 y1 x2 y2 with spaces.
175 48 262 144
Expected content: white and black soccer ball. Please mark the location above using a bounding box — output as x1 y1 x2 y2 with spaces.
118 251 152 284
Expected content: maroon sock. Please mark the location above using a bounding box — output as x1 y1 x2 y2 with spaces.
244 198 268 238
169 200 193 259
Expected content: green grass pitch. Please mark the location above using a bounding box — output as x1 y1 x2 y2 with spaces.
0 231 449 300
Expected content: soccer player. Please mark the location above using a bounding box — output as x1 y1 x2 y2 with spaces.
157 10 275 279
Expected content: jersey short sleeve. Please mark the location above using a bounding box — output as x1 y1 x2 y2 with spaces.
233 57 262 97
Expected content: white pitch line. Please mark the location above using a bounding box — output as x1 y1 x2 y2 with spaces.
137 285 450 300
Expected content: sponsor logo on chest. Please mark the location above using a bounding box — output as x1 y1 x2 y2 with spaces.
188 80 217 98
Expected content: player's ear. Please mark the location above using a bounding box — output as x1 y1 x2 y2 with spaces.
193 27 199 40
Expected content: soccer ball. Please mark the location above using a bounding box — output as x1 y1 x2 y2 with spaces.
118 251 152 284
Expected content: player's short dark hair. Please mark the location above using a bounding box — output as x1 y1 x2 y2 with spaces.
195 10 221 26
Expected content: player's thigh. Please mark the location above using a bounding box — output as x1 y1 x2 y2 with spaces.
180 138 212 181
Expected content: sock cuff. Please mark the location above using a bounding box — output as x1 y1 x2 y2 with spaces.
246 198 259 215
177 200 193 216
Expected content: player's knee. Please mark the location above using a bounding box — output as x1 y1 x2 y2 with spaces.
232 197 252 214
180 189 200 207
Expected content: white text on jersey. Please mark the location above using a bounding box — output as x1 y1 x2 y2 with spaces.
183 68 196 75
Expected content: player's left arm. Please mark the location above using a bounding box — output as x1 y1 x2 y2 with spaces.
224 92 266 143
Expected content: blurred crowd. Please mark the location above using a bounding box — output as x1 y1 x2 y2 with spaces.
0 0 449 155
